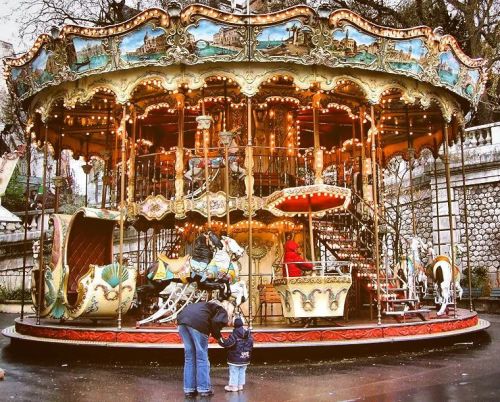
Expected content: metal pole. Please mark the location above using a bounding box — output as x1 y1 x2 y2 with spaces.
20 128 32 321
433 142 441 254
370 105 382 325
247 96 253 327
308 199 315 262
443 122 457 318
459 126 473 312
406 108 417 237
54 106 63 213
36 123 49 325
117 105 127 330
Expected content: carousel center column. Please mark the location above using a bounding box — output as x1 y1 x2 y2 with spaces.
312 90 324 186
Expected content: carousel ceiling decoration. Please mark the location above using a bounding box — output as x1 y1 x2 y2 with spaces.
5 6 486 107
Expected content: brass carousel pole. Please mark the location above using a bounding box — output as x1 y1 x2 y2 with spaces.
246 95 254 327
406 108 417 237
117 105 128 330
443 122 457 318
459 126 473 311
174 92 185 219
433 138 442 254
201 88 211 229
370 105 382 325
20 127 32 321
220 80 232 234
54 105 64 213
36 122 49 325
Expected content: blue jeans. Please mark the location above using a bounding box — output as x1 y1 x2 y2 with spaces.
178 324 211 393
228 364 247 387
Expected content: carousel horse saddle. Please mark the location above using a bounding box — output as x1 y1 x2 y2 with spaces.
156 254 190 277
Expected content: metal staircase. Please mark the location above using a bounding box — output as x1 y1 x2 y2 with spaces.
315 190 430 320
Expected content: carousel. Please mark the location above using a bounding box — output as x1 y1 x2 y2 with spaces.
2 2 490 349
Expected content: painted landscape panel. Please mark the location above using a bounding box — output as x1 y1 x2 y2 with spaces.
69 37 109 73
438 51 460 87
256 20 313 57
463 69 480 97
386 38 428 75
186 19 243 58
11 66 29 97
332 26 379 65
119 24 168 63
31 48 54 86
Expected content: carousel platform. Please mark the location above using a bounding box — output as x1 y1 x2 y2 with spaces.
2 308 489 349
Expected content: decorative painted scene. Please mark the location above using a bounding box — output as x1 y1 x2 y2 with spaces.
186 19 244 58
256 20 313 57
463 69 480 96
438 50 460 87
68 37 109 72
386 38 428 75
119 24 169 63
331 25 379 65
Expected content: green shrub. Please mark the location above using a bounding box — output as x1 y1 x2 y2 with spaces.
461 266 490 290
0 285 31 302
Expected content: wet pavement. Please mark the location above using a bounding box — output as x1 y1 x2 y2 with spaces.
1 314 499 402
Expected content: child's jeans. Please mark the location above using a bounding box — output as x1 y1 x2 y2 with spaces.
228 364 247 386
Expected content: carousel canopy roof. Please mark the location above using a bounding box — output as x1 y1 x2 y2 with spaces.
266 184 351 217
4 5 486 108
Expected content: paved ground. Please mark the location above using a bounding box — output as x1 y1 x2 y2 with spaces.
1 313 499 402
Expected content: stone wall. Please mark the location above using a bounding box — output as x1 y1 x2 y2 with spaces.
456 182 500 274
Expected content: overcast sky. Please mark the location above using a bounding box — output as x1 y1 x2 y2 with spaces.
0 0 23 51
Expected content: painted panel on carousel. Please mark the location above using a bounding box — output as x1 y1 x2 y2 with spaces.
256 20 314 59
462 69 480 97
386 38 428 76
68 37 109 73
10 66 30 97
438 50 460 87
331 25 379 65
31 48 55 86
119 23 169 64
186 19 244 59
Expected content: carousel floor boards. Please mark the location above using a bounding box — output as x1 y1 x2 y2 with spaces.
2 309 489 349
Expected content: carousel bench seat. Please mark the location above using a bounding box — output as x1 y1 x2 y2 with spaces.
256 284 282 323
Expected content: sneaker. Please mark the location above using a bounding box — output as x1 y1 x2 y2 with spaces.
184 391 197 398
238 385 244 391
199 390 214 397
224 385 239 392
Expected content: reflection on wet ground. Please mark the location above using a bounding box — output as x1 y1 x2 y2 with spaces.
1 314 499 401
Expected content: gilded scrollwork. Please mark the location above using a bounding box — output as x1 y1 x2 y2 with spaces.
5 4 485 107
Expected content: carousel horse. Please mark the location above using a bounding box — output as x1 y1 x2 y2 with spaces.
394 237 429 302
431 246 463 316
184 156 224 183
206 235 247 305
409 236 428 297
139 232 246 304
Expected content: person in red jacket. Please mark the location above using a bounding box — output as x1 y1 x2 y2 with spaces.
283 234 314 277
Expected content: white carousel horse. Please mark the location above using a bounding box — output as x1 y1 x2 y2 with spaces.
432 245 463 316
207 235 248 306
394 237 428 301
184 156 224 183
409 236 428 297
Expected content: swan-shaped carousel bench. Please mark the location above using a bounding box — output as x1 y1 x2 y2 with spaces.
31 208 136 320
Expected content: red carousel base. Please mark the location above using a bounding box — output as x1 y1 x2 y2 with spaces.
2 308 489 349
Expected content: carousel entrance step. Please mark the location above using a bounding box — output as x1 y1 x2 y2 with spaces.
384 308 431 322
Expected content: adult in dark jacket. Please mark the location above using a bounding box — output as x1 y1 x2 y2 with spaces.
177 300 233 397
218 316 253 392
283 238 313 277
